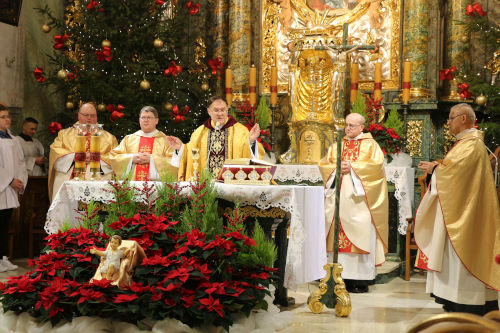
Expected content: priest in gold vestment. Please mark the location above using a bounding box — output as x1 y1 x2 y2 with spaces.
415 103 500 314
109 106 178 181
319 113 388 293
166 96 264 180
48 103 118 200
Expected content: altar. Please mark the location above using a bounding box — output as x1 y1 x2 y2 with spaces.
45 180 327 291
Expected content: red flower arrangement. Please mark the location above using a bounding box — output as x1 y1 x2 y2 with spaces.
365 123 403 162
465 3 486 17
232 100 272 152
0 177 277 330
48 121 62 134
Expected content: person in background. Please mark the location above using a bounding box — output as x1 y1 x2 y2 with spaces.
16 117 46 176
0 103 27 272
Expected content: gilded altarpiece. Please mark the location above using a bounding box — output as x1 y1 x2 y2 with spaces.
260 0 401 163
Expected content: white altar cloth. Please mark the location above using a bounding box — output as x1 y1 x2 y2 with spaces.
45 181 327 290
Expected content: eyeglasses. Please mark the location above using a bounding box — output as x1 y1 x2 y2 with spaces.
140 116 157 120
345 123 362 128
209 108 228 114
447 113 465 122
79 112 97 118
0 115 11 120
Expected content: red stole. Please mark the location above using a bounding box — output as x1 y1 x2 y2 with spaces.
135 136 155 181
337 138 364 254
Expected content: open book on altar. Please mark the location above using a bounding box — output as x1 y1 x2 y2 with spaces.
218 158 276 185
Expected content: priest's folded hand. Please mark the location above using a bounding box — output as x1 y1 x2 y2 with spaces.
133 153 150 165
9 178 24 192
341 161 351 174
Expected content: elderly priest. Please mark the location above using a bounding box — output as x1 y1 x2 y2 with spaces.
415 103 500 314
166 96 264 180
109 106 178 181
48 103 118 200
319 113 388 293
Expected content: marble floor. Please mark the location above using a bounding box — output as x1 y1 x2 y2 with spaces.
1 259 445 332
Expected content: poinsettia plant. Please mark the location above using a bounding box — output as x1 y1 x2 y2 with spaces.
365 123 403 163
231 98 272 153
0 174 278 330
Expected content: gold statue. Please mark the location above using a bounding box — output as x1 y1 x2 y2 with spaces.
90 235 146 289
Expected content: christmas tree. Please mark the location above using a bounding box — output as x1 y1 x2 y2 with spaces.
35 0 218 141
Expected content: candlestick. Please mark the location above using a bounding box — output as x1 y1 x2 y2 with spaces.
402 60 411 104
373 63 382 101
74 135 86 179
225 66 232 107
270 65 277 106
249 64 257 106
350 62 359 104
90 135 101 173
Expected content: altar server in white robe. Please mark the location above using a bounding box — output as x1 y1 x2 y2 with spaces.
0 104 27 272
319 113 389 293
16 117 46 176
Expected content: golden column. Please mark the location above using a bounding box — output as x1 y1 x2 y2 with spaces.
213 0 229 96
403 0 432 99
443 0 470 100
229 0 251 94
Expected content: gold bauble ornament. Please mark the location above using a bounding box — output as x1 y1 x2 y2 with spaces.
101 39 111 48
42 24 51 33
66 101 74 110
140 79 150 90
97 103 106 112
201 82 209 91
475 94 487 106
164 102 173 111
57 69 67 80
154 38 164 48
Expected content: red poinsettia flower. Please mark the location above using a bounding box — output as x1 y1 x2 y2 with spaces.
473 3 486 16
87 0 103 11
95 46 113 62
163 61 182 77
33 67 46 83
91 278 112 288
114 293 139 303
208 57 224 75
181 294 195 308
48 121 62 135
53 34 69 50
199 295 224 317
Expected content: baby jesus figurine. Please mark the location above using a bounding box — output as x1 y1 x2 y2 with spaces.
90 235 129 280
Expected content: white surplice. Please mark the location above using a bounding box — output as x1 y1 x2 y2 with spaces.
0 131 28 209
16 136 46 176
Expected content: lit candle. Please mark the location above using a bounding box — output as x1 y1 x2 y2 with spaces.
402 60 411 104
350 62 359 104
373 62 382 101
225 66 232 107
270 65 277 106
249 64 257 106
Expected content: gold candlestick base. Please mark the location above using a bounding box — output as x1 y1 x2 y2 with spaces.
73 167 86 181
307 263 351 317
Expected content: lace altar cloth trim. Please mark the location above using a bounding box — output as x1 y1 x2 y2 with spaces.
384 166 415 235
273 164 323 183
45 181 326 290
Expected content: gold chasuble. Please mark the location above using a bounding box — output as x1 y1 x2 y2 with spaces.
178 116 265 180
319 133 388 266
414 129 500 291
48 123 118 200
109 130 177 181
